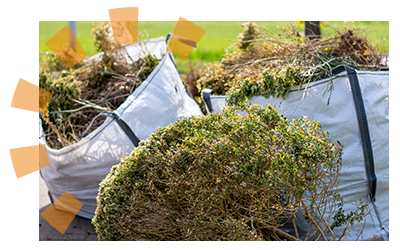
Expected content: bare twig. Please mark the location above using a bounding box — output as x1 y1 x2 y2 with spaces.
257 221 301 241
300 200 327 241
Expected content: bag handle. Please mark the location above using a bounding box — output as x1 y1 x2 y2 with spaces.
80 112 140 147
333 65 377 202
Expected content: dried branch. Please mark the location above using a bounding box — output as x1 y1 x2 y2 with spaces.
197 21 388 105
300 200 327 241
257 221 301 241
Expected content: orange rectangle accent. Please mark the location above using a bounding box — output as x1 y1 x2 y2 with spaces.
167 17 206 60
10 144 50 178
39 144 51 170
171 34 197 48
110 21 138 45
167 39 195 60
39 86 53 114
178 16 190 21
108 7 139 21
45 25 87 68
10 145 38 178
11 79 38 112
109 7 139 45
40 191 83 234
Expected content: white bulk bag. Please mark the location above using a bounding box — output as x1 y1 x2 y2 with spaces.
202 66 389 241
40 51 203 219
87 36 167 63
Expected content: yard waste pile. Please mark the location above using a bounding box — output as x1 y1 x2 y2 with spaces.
40 22 165 149
199 22 389 240
39 22 203 218
92 103 368 241
196 22 388 106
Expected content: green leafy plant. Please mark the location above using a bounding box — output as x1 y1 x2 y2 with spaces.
39 21 161 149
39 51 70 73
237 21 260 50
196 22 388 106
92 103 366 241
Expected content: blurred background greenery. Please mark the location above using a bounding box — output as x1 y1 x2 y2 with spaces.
39 21 389 74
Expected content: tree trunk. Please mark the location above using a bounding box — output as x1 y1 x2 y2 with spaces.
305 21 321 40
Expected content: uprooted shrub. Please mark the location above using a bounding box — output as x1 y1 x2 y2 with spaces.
92 103 367 241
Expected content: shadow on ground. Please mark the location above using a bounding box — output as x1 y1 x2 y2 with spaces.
39 205 98 241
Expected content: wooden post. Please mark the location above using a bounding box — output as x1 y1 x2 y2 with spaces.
69 21 76 51
305 21 321 40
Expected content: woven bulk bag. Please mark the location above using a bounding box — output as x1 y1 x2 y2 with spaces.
40 48 203 219
202 66 389 240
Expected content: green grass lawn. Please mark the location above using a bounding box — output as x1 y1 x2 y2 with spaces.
39 21 389 74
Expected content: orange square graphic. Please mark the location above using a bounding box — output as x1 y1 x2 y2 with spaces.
11 79 52 113
39 144 51 170
168 37 196 60
39 87 53 116
111 21 138 45
109 7 138 45
10 144 50 178
108 7 139 22
9 145 39 179
167 17 206 60
45 25 87 68
40 191 83 234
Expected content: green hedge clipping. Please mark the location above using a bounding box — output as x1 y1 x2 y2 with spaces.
92 103 357 241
